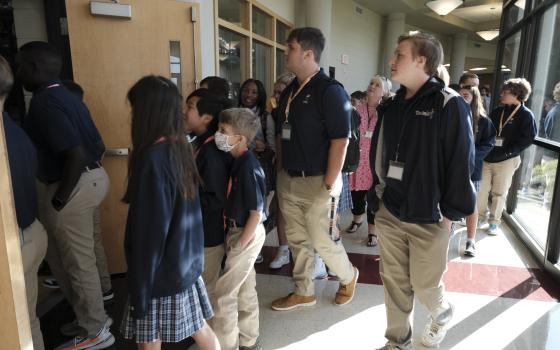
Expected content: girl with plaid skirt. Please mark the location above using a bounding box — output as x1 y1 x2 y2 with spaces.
120 75 220 350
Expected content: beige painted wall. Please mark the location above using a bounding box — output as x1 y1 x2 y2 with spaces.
329 0 384 93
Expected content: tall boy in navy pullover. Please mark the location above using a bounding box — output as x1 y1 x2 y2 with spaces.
210 108 266 350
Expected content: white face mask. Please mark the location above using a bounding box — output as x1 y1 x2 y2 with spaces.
214 131 239 152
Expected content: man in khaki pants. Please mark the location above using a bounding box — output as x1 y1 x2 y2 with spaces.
17 42 114 350
1 56 47 350
372 33 475 349
272 27 358 311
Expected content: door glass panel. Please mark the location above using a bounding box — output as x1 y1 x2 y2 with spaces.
169 41 182 91
218 0 248 29
503 0 527 33
219 27 246 100
252 39 272 93
495 30 522 102
514 145 557 246
276 48 286 78
276 21 289 44
252 6 272 39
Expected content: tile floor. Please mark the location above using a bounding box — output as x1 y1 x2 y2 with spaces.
40 213 560 350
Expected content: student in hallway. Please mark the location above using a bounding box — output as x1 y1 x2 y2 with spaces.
210 108 267 350
272 27 358 311
16 41 113 350
372 32 475 349
184 88 232 303
120 75 219 350
1 55 47 350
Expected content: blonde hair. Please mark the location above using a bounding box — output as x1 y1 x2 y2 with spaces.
275 72 295 86
219 108 261 143
370 75 392 100
553 82 560 102
436 65 450 86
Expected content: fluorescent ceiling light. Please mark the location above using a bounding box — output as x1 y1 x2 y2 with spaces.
409 30 420 35
426 0 464 16
477 30 500 41
502 68 511 72
501 65 507 68
470 67 487 71
443 63 450 67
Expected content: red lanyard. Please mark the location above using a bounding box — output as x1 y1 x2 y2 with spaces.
194 135 215 157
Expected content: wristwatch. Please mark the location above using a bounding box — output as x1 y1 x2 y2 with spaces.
325 183 332 191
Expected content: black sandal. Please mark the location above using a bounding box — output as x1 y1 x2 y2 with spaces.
346 221 363 233
367 234 378 247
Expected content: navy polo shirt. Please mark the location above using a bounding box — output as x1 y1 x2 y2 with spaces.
3 112 38 229
277 69 351 173
225 151 266 227
195 131 233 247
24 80 102 184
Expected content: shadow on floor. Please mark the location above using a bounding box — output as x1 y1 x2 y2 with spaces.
40 276 195 350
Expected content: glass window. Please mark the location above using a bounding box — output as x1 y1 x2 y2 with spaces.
514 145 557 246
276 21 290 44
528 4 560 142
276 48 286 78
218 0 248 29
219 28 247 100
252 6 272 39
503 0 527 33
495 30 522 100
252 39 272 92
169 41 182 91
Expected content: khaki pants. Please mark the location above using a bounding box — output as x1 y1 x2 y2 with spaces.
93 206 112 293
202 243 226 306
277 171 353 296
21 219 48 350
477 156 521 225
211 225 265 350
37 168 110 336
375 203 451 348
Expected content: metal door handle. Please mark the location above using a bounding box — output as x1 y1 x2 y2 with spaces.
105 148 129 156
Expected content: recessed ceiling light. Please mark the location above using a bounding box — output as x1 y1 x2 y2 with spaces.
470 67 487 71
443 63 450 67
425 0 464 16
477 30 500 41
502 68 511 72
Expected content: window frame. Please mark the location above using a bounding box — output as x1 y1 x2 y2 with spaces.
494 0 560 282
214 0 293 95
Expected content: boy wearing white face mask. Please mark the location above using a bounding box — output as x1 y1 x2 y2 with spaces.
211 108 267 350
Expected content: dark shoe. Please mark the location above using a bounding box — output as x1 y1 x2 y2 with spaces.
367 234 378 247
255 253 264 264
239 337 262 350
42 277 60 289
464 241 476 257
102 288 114 302
345 221 363 233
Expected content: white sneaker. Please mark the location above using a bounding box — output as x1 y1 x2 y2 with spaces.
55 319 114 349
269 249 290 269
421 304 454 348
314 254 328 279
487 224 501 236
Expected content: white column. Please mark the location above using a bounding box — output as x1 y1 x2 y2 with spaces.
383 13 406 89
450 33 467 84
305 0 332 70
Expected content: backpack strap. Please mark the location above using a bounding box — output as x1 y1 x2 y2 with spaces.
312 77 345 120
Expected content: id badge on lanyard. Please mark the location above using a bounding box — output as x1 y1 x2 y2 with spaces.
387 160 405 181
282 123 292 140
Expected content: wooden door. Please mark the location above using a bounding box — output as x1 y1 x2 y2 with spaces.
65 0 201 273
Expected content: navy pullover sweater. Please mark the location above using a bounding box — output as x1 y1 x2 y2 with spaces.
124 141 204 318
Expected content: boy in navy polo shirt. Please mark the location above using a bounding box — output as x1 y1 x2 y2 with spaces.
210 108 266 350
16 42 113 349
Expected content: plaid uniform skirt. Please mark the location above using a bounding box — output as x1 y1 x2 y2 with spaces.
120 277 213 343
337 172 353 214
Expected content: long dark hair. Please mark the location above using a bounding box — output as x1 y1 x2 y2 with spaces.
123 75 199 203
238 78 267 117
460 85 486 135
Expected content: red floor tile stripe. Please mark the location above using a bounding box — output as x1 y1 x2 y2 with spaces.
257 246 559 302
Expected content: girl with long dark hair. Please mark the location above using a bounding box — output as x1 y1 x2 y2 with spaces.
459 84 496 257
120 75 220 350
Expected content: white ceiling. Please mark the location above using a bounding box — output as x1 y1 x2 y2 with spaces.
452 3 502 23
